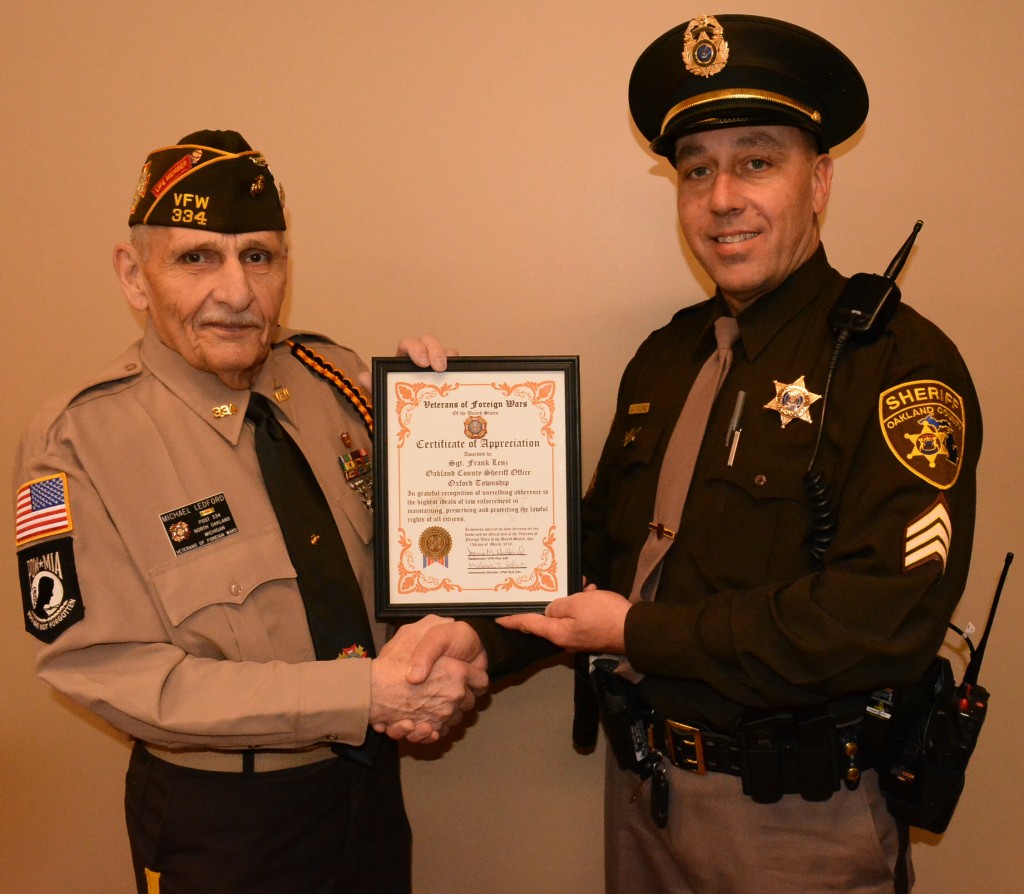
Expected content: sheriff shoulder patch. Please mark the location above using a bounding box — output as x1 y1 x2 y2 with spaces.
19 537 84 643
878 380 965 489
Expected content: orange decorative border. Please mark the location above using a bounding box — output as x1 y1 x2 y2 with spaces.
393 381 461 447
495 526 559 592
492 380 556 446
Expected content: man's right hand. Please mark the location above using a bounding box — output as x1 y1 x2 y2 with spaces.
368 617 487 744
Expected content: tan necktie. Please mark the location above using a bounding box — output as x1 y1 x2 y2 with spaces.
629 314 740 603
616 315 738 681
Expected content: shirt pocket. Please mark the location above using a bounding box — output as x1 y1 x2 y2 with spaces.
602 419 669 547
693 448 814 586
149 526 296 628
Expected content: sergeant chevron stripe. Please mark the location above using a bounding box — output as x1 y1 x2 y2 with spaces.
903 496 952 573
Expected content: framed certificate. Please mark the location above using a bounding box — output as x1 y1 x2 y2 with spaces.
372 356 581 617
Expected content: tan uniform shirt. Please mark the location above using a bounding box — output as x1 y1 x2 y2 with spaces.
15 322 382 749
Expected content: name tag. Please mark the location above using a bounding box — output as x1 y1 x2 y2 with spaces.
160 493 239 556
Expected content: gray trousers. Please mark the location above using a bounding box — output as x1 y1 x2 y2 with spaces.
605 748 911 894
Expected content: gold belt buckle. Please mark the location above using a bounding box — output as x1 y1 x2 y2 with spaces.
665 719 707 774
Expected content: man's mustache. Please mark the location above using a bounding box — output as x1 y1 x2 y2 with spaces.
195 311 264 328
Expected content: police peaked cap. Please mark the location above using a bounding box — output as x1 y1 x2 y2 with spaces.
629 14 869 158
128 129 286 232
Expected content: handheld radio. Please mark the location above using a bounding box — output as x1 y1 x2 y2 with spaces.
827 220 922 338
864 553 1013 833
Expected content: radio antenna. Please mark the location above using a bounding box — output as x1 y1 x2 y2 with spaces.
883 220 923 281
963 551 1013 686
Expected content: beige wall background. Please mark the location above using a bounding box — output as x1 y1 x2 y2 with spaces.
2 2 1021 891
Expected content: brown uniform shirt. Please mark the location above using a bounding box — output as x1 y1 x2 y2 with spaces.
469 248 981 741
15 322 382 749
584 247 982 730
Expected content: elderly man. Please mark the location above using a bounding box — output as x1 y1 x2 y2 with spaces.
14 129 485 894
411 14 981 893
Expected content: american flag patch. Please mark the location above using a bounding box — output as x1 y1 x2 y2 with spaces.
15 474 73 546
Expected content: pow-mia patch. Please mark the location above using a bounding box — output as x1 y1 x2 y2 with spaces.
879 380 965 489
19 537 84 643
160 493 239 556
904 495 952 574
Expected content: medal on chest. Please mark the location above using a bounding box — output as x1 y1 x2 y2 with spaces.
339 436 373 511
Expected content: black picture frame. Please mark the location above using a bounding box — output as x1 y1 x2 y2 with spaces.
372 356 581 618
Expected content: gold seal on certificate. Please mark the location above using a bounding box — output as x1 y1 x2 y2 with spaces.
372 356 581 617
419 526 453 563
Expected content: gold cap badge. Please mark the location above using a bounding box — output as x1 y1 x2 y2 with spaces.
683 15 729 78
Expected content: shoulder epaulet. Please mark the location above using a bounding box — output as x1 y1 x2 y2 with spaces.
44 343 145 416
18 343 146 455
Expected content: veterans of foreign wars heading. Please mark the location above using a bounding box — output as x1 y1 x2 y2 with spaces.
406 13 981 894
14 128 486 893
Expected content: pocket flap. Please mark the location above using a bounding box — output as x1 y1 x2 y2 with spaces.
149 526 295 627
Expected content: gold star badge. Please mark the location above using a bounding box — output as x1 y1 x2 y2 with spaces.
764 375 821 428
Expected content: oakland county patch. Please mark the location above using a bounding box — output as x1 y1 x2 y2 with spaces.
19 537 84 643
160 493 239 556
878 380 965 489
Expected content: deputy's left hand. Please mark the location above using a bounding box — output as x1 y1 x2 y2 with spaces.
496 590 630 653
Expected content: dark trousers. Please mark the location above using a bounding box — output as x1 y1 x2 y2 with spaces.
125 740 411 894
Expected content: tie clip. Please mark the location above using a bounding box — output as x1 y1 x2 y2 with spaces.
649 522 675 540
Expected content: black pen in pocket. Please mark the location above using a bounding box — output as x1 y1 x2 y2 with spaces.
726 390 746 467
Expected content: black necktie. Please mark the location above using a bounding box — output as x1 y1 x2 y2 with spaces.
246 392 379 763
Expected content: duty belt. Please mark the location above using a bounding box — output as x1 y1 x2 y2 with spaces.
586 657 866 812
648 708 865 804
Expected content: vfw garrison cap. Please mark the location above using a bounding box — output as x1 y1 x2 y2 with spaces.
128 129 286 232
629 14 868 159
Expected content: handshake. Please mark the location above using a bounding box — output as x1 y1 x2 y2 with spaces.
368 616 488 744
365 589 630 743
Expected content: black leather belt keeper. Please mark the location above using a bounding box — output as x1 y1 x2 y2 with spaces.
650 707 850 804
